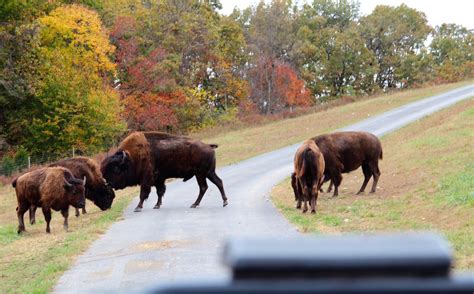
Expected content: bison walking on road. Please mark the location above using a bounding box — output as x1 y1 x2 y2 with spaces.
12 167 86 234
292 140 325 213
101 132 228 212
312 131 383 197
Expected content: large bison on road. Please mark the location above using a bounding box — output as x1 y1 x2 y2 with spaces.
101 132 228 212
312 131 383 197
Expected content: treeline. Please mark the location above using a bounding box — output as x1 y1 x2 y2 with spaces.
0 0 473 158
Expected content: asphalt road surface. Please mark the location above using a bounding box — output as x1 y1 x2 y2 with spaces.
55 84 474 293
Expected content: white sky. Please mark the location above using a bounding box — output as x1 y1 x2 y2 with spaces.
220 0 474 29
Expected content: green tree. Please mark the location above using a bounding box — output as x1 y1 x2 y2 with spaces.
359 4 431 88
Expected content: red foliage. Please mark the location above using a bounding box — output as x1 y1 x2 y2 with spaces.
274 62 312 107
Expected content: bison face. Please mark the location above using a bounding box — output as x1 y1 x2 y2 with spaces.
90 181 116 210
64 177 86 209
101 150 135 190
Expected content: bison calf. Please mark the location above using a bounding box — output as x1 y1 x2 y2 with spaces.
12 167 86 234
312 131 383 197
293 140 325 214
101 132 228 212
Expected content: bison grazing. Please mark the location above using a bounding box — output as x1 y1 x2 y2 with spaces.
292 140 325 213
49 157 115 217
312 131 383 197
12 167 86 234
101 132 228 212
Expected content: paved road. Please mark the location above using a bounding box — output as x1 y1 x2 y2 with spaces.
55 84 474 293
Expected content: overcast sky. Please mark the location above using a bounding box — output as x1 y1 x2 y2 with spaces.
220 0 474 30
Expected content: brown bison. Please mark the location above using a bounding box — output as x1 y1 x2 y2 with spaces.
312 131 383 197
292 140 325 213
28 157 116 223
101 132 228 212
49 157 115 217
12 167 86 234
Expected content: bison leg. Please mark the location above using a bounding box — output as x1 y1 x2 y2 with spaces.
17 204 28 234
61 208 69 232
75 208 80 217
29 205 37 225
154 180 166 209
42 207 52 234
326 181 333 193
369 162 381 193
134 185 151 212
82 206 87 214
331 172 342 197
191 175 208 208
207 171 228 207
357 164 372 195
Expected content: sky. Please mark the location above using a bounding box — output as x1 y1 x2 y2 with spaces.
220 0 474 30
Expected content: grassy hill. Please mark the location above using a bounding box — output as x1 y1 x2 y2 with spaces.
0 80 471 292
272 98 474 269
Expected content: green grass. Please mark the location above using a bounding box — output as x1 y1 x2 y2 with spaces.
272 98 474 269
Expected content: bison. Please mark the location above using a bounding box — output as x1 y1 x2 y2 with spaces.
292 140 325 213
12 167 86 234
48 157 115 217
312 131 383 197
100 132 228 212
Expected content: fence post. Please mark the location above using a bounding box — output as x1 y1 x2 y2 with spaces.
28 156 31 169
72 147 75 157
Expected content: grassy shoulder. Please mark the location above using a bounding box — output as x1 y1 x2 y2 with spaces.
0 81 471 293
272 98 474 269
197 80 473 167
0 185 138 293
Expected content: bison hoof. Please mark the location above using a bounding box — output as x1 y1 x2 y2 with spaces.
46 229 51 234
311 210 316 214
223 200 229 207
153 205 161 209
134 207 142 212
30 219 35 225
17 228 25 234
190 204 198 208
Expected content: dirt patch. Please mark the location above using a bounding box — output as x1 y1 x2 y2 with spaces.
124 259 163 274
133 240 186 252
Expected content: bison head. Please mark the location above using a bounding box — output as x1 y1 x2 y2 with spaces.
64 174 86 209
88 179 116 211
100 150 135 190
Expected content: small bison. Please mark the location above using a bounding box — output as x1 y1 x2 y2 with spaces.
12 167 86 234
292 140 325 213
49 157 115 217
312 131 383 197
101 132 228 212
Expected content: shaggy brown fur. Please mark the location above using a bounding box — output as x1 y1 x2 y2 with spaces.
293 140 325 213
101 131 228 212
12 167 85 234
312 131 383 197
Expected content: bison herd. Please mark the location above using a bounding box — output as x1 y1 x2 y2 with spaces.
12 130 382 234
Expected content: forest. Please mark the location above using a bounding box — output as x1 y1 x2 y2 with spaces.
0 0 473 163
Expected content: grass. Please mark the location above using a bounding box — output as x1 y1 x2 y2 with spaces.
271 98 474 269
0 80 471 293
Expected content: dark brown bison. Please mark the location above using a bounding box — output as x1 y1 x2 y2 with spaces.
312 131 383 197
292 140 325 213
49 157 115 217
12 167 86 234
100 132 228 212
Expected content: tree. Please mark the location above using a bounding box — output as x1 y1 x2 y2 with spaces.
3 5 124 155
359 4 431 88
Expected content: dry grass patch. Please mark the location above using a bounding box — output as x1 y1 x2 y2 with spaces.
272 98 474 269
196 81 473 166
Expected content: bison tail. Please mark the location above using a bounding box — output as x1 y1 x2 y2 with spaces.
209 144 218 149
12 178 17 188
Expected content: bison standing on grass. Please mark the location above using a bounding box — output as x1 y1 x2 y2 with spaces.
101 132 228 212
12 167 86 234
312 131 383 197
292 140 325 213
49 157 115 217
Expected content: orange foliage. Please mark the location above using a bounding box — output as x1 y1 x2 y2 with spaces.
274 62 312 107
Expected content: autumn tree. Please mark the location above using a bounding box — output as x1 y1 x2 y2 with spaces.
2 5 124 155
359 4 432 88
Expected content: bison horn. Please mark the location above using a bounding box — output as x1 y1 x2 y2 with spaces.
83 176 86 186
121 150 127 164
64 178 73 188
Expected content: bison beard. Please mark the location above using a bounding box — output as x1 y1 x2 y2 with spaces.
101 132 228 212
